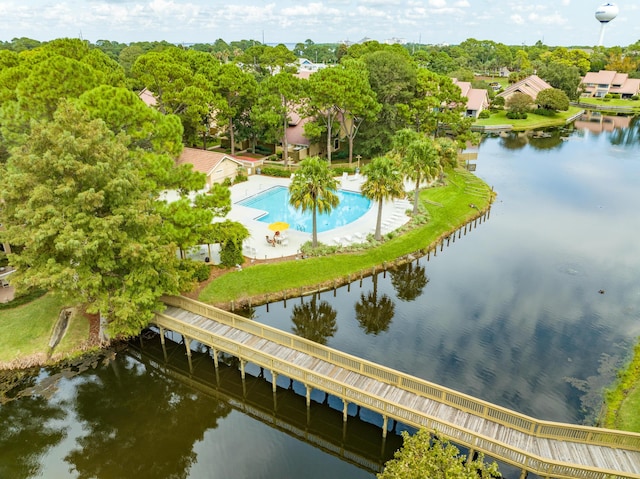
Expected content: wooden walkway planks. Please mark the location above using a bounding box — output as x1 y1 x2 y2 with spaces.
157 306 640 477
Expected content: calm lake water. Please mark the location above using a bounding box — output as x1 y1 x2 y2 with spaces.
2 115 639 479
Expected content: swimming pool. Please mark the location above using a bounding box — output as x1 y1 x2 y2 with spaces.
237 186 372 233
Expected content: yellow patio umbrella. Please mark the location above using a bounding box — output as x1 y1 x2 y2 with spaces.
268 221 289 232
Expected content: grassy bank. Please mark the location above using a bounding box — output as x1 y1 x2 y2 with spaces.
577 97 640 113
601 341 640 433
199 168 494 305
0 293 90 369
474 106 583 130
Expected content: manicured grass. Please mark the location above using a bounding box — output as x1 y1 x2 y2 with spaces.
474 106 583 130
198 168 494 305
616 385 640 432
578 97 640 109
0 293 68 363
601 341 640 433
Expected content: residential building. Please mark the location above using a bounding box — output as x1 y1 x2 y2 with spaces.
176 148 247 187
453 80 490 118
496 75 553 103
581 70 640 98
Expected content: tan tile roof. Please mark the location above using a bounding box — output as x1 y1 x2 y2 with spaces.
138 88 157 107
466 88 489 112
582 70 617 85
452 80 489 112
497 75 552 99
611 78 640 95
177 147 241 176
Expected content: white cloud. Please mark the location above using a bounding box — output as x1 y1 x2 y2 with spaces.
511 14 525 25
429 0 447 7
528 12 567 26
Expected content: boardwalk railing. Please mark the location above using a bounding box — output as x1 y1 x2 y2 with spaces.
155 295 640 479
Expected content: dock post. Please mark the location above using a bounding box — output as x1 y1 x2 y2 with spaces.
342 399 349 422
159 326 167 361
519 469 528 479
382 415 389 438
306 385 312 407
212 348 219 368
184 337 193 372
240 359 246 380
271 372 278 393
184 336 191 357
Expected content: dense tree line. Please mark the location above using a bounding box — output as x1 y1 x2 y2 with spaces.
2 33 639 337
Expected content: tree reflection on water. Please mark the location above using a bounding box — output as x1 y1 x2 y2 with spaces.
389 262 429 302
291 293 338 345
65 354 231 479
355 273 395 335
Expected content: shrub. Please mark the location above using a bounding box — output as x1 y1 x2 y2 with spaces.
0 288 48 310
220 241 244 267
192 262 211 282
331 149 349 160
631 95 639 101
534 108 556 117
478 110 491 119
222 177 232 187
260 166 293 177
506 111 528 119
234 172 248 184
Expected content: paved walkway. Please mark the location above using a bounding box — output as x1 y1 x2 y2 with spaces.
223 173 414 261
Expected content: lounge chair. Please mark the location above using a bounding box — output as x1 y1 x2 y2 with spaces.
265 235 276 247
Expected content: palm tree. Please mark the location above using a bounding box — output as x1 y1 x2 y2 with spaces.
360 156 405 241
393 131 441 215
289 156 339 247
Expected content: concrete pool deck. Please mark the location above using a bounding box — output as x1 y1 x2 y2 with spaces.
221 173 413 261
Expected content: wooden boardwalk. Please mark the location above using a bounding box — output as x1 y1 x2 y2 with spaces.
153 296 640 479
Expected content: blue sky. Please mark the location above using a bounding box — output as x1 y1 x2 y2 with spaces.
1 1 638 47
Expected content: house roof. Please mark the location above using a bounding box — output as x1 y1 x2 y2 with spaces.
177 147 242 176
466 88 490 112
497 75 552 99
452 80 490 112
611 78 640 95
582 70 617 85
286 116 311 146
581 70 640 95
138 88 157 107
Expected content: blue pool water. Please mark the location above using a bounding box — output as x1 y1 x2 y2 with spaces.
238 186 372 233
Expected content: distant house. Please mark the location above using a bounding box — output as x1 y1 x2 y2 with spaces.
176 148 245 188
453 80 490 118
498 67 511 78
581 70 640 98
496 75 553 103
297 58 327 73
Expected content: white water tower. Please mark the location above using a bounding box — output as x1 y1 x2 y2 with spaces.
595 3 619 46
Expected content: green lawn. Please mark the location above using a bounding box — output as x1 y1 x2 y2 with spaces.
578 97 640 109
474 106 583 130
0 293 89 365
616 385 640 432
602 342 640 433
199 168 494 305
